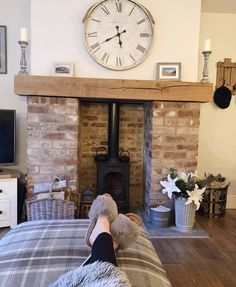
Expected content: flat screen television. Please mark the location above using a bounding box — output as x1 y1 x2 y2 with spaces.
0 109 16 166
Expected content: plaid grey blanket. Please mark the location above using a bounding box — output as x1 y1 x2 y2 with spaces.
0 220 171 287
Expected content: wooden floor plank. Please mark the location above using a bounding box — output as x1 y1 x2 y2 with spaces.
198 220 236 252
163 264 196 287
170 239 224 287
152 210 236 287
169 239 204 264
182 261 224 287
213 222 236 247
205 258 236 287
189 238 224 260
222 250 236 264
151 239 180 264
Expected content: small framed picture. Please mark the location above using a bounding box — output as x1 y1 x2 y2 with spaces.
157 62 181 81
0 26 7 74
53 62 74 77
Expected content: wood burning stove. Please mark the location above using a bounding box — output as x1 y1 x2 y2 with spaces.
96 102 130 212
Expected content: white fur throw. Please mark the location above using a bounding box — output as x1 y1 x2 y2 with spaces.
49 261 132 287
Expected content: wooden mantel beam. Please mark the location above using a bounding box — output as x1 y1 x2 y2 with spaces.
14 75 213 102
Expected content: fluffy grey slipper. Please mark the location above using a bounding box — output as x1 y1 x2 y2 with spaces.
110 213 141 250
88 194 118 222
86 194 118 247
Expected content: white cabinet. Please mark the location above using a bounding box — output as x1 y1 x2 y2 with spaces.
0 177 18 228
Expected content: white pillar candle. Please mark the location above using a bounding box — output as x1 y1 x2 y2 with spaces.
20 27 28 42
204 38 211 51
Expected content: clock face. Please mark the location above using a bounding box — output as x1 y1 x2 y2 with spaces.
83 0 154 70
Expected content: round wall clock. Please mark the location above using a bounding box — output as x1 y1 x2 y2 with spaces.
83 0 154 70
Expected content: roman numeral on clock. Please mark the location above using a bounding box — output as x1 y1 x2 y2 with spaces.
129 6 135 16
136 44 146 53
116 2 122 12
137 19 146 25
91 18 101 23
88 32 97 37
101 52 109 63
101 6 110 15
116 57 122 67
90 42 101 53
140 33 149 37
130 54 135 62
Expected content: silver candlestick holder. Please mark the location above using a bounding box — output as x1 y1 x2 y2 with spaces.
18 40 28 75
201 50 212 83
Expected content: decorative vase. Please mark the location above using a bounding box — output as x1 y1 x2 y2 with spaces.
174 197 196 232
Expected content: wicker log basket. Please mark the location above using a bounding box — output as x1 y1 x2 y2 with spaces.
26 177 75 221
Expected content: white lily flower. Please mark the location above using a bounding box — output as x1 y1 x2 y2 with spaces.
185 184 206 210
179 171 188 182
160 174 181 199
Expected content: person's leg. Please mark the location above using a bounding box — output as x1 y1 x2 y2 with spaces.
83 215 118 266
83 194 141 266
86 232 118 266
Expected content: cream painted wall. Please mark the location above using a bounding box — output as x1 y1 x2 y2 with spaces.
0 0 201 174
31 0 201 81
198 13 236 208
3 1 235 209
0 0 30 173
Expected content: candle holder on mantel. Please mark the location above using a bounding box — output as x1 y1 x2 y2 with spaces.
201 50 212 83
18 40 28 75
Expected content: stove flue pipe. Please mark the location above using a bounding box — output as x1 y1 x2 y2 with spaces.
108 102 120 159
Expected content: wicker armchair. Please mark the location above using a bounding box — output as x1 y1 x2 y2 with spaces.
26 177 75 221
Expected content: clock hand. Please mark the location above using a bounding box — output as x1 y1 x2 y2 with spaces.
118 38 122 48
101 26 120 44
101 34 118 43
117 29 126 48
101 26 126 46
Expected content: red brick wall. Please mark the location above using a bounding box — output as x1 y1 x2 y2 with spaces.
79 102 144 210
79 103 107 196
26 98 200 213
120 105 144 209
27 96 79 196
144 101 200 208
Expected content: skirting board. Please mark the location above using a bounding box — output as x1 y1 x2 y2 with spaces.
226 195 236 209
